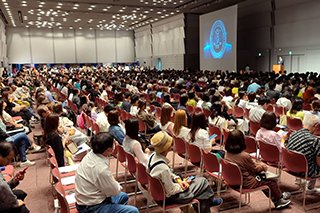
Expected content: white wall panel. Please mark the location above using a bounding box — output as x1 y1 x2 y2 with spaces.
7 28 31 63
75 30 96 63
115 31 134 62
53 29 76 63
30 28 54 63
96 30 116 63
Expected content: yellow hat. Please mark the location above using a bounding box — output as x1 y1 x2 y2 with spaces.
150 131 173 154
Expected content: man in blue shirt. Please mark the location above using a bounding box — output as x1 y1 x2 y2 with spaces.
247 78 261 94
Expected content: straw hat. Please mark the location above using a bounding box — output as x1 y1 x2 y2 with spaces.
150 131 173 154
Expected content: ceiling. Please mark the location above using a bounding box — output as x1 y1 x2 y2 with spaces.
0 0 245 30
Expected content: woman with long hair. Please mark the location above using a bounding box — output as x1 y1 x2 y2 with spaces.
173 109 190 142
44 113 70 167
189 112 214 153
160 104 174 134
122 118 148 165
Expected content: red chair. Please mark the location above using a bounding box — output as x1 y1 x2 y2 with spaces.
1 165 14 181
221 159 271 212
244 108 250 120
137 118 147 134
222 128 230 147
313 123 320 136
49 157 76 178
259 140 282 176
125 152 138 204
186 105 195 115
203 109 212 118
136 162 151 209
185 143 203 173
249 120 260 136
54 182 78 213
244 136 258 158
194 107 203 113
147 173 200 213
92 121 100 135
115 145 127 180
266 104 274 113
209 124 222 144
282 148 320 210
302 103 312 111
202 151 222 195
52 168 75 191
274 105 285 117
233 106 244 118
286 116 302 131
172 136 188 174
155 107 162 121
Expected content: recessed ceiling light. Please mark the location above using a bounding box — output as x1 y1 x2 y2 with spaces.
91 5 96 8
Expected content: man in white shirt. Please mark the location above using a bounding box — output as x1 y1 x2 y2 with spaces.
276 92 292 111
249 96 270 123
75 133 138 213
96 105 114 133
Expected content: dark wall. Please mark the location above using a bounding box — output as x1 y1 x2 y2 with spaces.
184 13 200 71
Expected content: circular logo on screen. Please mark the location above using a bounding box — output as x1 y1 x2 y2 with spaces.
209 20 227 59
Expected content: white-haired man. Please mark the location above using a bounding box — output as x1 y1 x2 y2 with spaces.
286 114 320 190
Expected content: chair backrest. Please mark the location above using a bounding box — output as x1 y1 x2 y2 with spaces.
186 105 195 115
274 105 285 117
203 109 212 118
244 136 258 154
147 173 166 202
202 151 220 173
222 128 230 145
221 159 242 186
208 124 222 142
138 118 146 133
249 120 260 136
125 152 137 175
173 136 187 155
233 106 244 118
302 103 312 111
259 140 280 164
266 104 274 113
55 182 70 213
281 148 308 175
117 145 127 163
186 142 202 165
155 107 162 120
194 107 203 113
137 162 148 186
52 167 61 184
47 146 55 158
92 121 100 135
244 108 250 120
286 116 303 131
49 157 58 170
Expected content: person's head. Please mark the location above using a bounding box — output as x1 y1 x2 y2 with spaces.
37 104 51 118
190 112 208 142
131 94 139 105
52 102 63 114
44 113 59 135
125 118 140 141
90 133 115 156
150 131 173 155
303 114 320 133
179 93 188 106
0 100 5 117
0 142 15 166
290 98 303 114
138 99 147 111
247 93 256 102
173 109 187 135
160 104 174 126
260 112 277 130
311 99 320 112
103 104 114 114
258 96 270 109
225 130 246 154
107 110 120 126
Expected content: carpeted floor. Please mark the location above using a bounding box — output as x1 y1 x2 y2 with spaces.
18 149 320 213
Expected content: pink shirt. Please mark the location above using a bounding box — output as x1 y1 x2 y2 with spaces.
256 127 283 150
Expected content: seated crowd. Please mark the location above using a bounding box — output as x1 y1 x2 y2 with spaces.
1 66 320 212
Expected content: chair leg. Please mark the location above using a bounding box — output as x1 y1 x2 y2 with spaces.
124 167 128 191
134 180 138 206
239 193 242 211
268 188 271 213
303 182 307 210
115 158 119 179
172 151 175 171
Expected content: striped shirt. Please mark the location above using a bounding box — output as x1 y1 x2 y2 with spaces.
286 128 320 177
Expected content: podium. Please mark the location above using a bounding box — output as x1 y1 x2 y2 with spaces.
273 65 284 74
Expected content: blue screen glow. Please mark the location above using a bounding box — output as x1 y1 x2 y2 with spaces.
204 20 232 59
